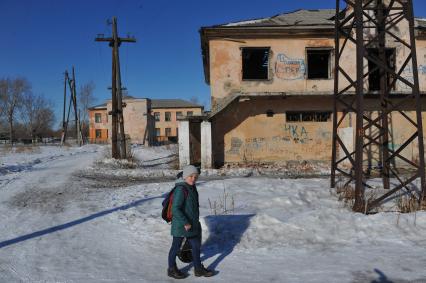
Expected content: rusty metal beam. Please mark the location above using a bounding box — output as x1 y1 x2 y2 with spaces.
331 0 425 213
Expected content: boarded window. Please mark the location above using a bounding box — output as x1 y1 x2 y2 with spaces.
286 111 331 122
242 47 269 80
95 129 102 138
165 112 171 121
165 128 171 137
154 112 160 121
95 113 102 123
307 49 332 79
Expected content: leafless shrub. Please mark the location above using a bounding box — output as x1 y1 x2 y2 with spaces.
336 182 356 207
208 182 235 215
14 145 41 154
395 193 419 213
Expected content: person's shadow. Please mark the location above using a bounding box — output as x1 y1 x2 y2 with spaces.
182 214 254 274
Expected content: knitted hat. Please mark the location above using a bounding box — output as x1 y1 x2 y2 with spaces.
182 165 199 179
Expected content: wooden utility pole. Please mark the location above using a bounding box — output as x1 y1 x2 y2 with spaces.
61 71 69 144
61 68 82 146
95 17 136 159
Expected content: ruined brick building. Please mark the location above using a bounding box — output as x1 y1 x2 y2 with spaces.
178 8 426 169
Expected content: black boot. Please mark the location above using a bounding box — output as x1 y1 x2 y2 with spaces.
167 266 186 279
194 265 214 277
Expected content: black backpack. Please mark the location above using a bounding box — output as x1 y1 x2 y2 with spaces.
162 186 189 223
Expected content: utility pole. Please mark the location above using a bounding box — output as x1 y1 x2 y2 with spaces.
95 17 136 159
61 68 82 146
71 67 82 146
61 71 69 145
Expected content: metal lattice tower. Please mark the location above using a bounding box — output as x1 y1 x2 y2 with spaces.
331 0 426 213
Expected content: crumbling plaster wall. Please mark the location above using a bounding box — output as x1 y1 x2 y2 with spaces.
211 96 334 165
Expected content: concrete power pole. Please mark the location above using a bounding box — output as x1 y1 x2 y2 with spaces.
95 17 136 159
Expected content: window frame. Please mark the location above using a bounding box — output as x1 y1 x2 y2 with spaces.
241 47 271 81
94 113 102 123
165 112 171 122
95 129 102 138
306 47 334 80
154 112 160 122
165 128 171 137
286 111 332 123
176 111 183 120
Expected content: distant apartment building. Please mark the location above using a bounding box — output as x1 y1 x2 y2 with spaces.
151 99 203 143
88 97 203 144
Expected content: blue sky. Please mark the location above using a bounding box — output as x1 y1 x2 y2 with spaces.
1 0 425 128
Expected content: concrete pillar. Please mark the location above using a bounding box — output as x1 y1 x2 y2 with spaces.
201 121 212 169
178 120 190 169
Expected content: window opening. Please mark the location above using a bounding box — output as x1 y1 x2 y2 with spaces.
95 113 102 123
154 112 160 121
286 111 331 122
242 47 269 80
307 49 332 79
165 112 171 121
95 129 102 138
368 48 396 91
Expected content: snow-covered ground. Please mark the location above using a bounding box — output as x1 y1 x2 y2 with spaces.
1 144 426 282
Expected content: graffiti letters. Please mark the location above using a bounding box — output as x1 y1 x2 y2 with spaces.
275 54 305 80
227 137 243 155
284 124 311 143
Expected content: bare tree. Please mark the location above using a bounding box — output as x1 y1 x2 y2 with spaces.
20 92 54 142
78 81 96 140
0 77 30 144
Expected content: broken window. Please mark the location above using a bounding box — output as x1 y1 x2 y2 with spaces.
242 47 270 80
368 48 395 91
286 111 331 122
307 49 332 79
165 112 171 122
95 113 102 123
154 112 160 121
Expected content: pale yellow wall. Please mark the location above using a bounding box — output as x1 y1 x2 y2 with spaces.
209 38 335 109
211 96 334 165
209 35 426 110
153 107 203 137
106 98 149 144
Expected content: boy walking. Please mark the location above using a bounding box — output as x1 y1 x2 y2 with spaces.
167 165 214 279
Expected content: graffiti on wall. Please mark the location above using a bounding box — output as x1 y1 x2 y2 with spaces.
398 65 415 90
283 124 312 144
397 64 426 90
275 54 306 80
226 123 324 156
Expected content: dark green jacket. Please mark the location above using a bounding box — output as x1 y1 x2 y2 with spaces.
171 182 201 238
